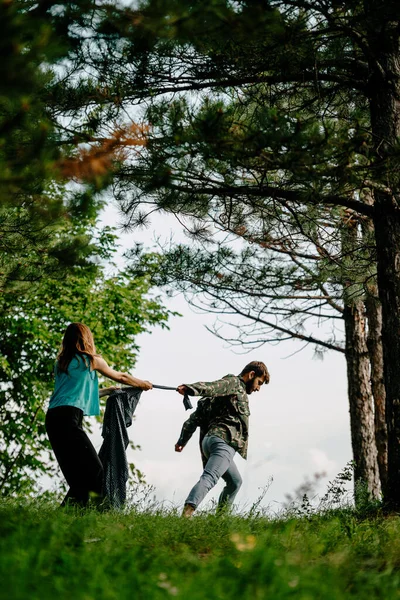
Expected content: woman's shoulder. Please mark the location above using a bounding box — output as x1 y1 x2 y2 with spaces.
70 353 92 370
91 354 106 368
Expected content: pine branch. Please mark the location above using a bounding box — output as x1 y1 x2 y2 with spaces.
167 182 376 218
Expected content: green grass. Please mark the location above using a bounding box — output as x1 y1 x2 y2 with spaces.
1 498 400 600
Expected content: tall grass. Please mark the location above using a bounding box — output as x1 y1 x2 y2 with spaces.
1 483 400 600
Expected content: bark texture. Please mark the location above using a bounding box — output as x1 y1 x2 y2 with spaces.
342 214 381 498
361 194 388 491
365 290 388 491
367 2 400 506
373 210 400 505
344 300 381 498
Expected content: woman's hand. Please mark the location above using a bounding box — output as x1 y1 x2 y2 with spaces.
176 385 187 396
140 380 153 391
99 385 120 398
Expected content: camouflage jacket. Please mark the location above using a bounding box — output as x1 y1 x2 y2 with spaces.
176 374 250 459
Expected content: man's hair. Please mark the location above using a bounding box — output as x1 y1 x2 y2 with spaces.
240 361 270 383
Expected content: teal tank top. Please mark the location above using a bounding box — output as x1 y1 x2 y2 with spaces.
49 354 100 416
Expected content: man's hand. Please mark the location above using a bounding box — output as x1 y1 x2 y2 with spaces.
175 443 184 452
176 385 188 396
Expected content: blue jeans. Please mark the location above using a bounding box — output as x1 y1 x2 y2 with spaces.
185 435 242 510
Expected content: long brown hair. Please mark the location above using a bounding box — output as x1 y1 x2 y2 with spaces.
57 323 97 373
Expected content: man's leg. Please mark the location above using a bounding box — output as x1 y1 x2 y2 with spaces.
218 460 242 512
183 435 235 515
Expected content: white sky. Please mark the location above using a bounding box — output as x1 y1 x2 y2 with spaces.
121 297 350 513
99 203 351 511
44 202 352 512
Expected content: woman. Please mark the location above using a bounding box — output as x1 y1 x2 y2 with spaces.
45 322 152 507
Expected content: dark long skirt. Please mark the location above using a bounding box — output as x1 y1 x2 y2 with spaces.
45 405 103 507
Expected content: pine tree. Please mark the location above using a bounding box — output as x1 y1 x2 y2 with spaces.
49 0 400 506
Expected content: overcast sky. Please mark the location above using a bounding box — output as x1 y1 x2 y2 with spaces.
123 296 350 513
45 202 352 513
95 204 352 512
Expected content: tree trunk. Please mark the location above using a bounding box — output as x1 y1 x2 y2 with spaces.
365 289 388 492
360 192 388 491
341 212 381 498
366 2 400 507
344 298 381 499
373 210 400 506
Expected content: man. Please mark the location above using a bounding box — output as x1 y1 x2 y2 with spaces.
175 361 270 517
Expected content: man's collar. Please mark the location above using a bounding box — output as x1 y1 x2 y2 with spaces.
238 376 246 390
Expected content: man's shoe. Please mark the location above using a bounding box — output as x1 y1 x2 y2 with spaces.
182 503 195 518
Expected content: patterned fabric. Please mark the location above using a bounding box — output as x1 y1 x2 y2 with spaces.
98 388 142 509
177 398 213 466
177 374 250 459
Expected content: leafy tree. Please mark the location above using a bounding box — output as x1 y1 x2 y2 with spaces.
0 227 173 496
0 0 123 295
0 1 173 496
61 0 400 506
10 0 397 503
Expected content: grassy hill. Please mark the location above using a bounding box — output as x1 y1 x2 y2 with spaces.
1 494 400 600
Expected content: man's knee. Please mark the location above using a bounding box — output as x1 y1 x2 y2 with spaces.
224 471 242 493
202 468 221 490
230 473 242 493
234 473 243 491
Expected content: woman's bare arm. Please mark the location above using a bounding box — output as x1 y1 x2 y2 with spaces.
93 356 152 390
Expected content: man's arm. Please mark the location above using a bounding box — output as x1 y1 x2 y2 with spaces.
175 410 201 452
177 375 240 398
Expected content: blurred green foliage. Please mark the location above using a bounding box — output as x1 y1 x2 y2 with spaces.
0 228 173 496
0 1 175 496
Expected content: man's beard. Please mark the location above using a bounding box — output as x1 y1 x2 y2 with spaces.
245 376 255 394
